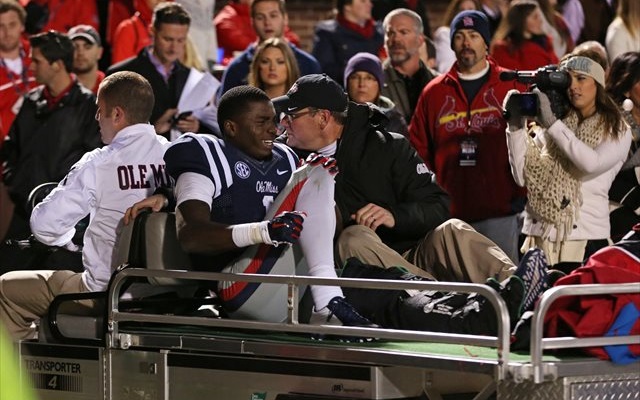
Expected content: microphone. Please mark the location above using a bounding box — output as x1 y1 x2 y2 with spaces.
499 70 537 84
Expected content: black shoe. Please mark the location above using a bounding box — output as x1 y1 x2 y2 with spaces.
327 296 378 327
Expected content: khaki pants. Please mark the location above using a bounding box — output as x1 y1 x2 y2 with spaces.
337 219 516 284
0 270 91 340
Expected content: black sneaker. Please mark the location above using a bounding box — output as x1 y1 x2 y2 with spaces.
514 248 549 311
327 296 378 327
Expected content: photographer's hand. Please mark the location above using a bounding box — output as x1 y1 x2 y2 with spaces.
503 89 525 130
533 89 557 128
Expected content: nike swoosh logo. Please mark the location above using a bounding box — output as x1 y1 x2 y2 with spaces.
287 107 297 112
277 169 288 175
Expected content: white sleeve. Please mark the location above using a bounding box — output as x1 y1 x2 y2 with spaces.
506 127 528 187
547 120 632 174
175 171 215 208
30 160 95 247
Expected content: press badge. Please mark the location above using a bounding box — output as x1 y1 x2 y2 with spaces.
459 137 477 166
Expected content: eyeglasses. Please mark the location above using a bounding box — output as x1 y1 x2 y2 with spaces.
280 109 315 125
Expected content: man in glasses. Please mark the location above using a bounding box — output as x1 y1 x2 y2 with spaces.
0 30 101 272
154 85 373 326
274 73 518 284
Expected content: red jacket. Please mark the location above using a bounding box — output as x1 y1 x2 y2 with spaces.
0 39 36 145
111 0 156 64
21 0 99 32
213 2 300 65
106 0 134 44
491 36 559 72
408 57 524 223
545 226 640 361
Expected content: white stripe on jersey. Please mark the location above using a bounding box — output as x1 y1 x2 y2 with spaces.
183 133 232 199
274 142 299 172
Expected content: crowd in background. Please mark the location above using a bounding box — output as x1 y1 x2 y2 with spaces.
0 0 638 272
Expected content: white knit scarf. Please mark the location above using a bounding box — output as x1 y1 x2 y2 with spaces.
524 111 603 242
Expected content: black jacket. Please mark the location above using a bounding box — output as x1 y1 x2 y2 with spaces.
1 82 100 218
289 102 450 253
107 49 190 133
107 49 218 137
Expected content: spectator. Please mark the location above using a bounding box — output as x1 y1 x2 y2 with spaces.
344 52 407 136
0 0 36 243
177 0 218 68
105 0 134 47
504 53 631 272
605 0 640 63
111 0 164 65
248 37 299 99
274 73 519 285
159 85 372 326
537 0 574 59
312 0 384 84
108 2 219 139
409 10 525 263
433 0 480 74
0 30 101 270
213 0 299 66
21 0 99 34
0 71 170 340
68 24 104 94
578 0 615 44
218 0 320 97
380 8 437 124
371 0 432 39
606 51 640 241
479 0 508 39
490 0 559 72
557 0 584 44
0 0 35 142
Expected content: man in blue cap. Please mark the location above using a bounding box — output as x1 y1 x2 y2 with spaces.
408 10 525 264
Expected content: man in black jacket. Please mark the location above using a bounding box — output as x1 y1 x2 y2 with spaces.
273 74 516 284
107 2 219 139
0 30 101 271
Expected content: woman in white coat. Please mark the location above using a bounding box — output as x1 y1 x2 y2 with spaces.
503 53 631 273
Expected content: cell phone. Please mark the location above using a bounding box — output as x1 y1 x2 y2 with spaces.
172 111 193 123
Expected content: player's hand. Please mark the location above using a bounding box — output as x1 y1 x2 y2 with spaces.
124 194 167 225
351 203 395 231
304 153 338 175
267 211 305 247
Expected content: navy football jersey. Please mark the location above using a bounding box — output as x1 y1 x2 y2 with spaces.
165 133 299 225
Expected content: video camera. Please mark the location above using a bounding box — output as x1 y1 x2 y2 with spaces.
501 65 571 120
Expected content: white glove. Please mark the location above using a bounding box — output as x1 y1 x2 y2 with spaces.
502 89 526 130
533 88 557 128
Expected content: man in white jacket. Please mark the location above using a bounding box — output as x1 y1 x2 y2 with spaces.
0 71 170 340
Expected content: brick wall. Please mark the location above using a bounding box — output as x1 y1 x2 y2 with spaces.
216 0 451 52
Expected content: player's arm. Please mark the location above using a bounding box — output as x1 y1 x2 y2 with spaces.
175 199 235 254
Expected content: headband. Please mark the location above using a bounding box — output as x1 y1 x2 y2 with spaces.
560 56 606 87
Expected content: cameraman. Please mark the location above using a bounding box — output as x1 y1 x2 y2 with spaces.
504 53 631 273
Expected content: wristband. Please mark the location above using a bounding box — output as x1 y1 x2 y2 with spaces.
231 221 271 247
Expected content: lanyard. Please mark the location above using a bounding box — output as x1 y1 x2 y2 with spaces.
0 47 30 95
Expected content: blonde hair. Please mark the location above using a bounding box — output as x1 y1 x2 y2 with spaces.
181 36 205 71
248 37 300 92
618 0 640 37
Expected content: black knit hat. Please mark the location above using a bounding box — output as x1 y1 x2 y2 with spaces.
450 10 491 49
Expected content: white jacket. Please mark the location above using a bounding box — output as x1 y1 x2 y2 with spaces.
30 124 170 291
507 119 631 241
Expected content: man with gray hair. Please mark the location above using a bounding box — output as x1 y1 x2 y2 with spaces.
381 8 437 124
